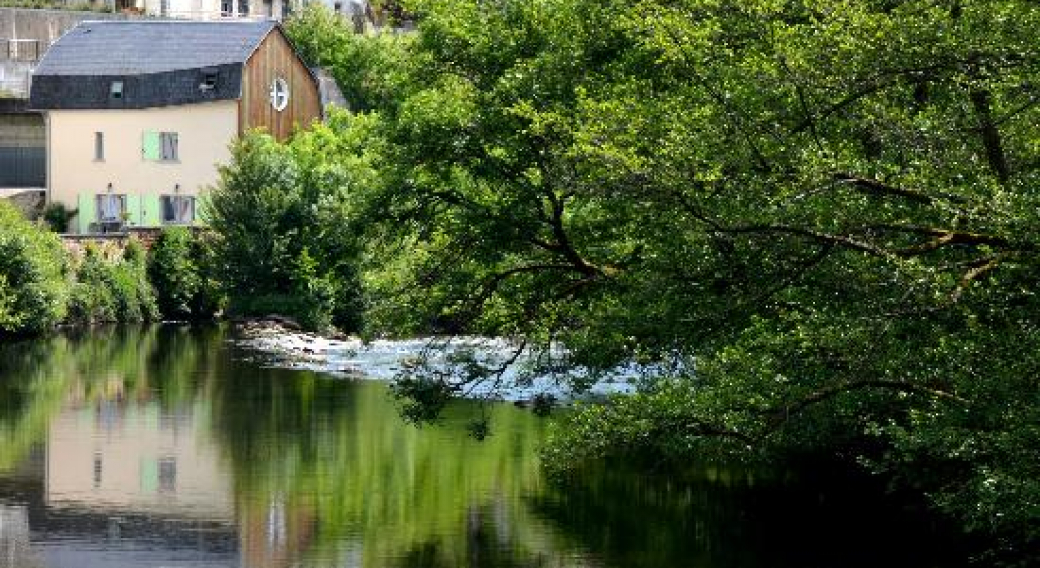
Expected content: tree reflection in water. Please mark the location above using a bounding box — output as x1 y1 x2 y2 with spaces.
0 326 969 568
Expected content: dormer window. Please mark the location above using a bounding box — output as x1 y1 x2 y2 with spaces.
110 81 123 100
200 68 219 91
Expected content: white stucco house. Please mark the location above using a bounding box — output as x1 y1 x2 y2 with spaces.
28 20 324 234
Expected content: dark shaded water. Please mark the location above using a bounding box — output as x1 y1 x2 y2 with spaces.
0 326 968 568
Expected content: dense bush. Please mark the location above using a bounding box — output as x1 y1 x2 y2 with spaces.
206 127 368 332
66 242 158 326
284 4 413 112
225 247 338 331
42 203 73 233
0 201 68 335
148 227 223 320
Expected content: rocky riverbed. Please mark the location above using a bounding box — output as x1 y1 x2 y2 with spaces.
232 318 639 402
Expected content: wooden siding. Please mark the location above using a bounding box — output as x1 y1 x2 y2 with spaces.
240 28 322 141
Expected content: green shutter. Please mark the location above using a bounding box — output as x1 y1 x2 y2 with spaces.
126 194 142 226
143 195 162 226
77 192 95 234
142 131 161 161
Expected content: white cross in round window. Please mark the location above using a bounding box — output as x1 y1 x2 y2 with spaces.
269 77 290 112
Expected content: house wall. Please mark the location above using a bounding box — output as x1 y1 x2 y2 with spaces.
47 100 237 233
240 28 321 141
139 0 220 19
136 0 286 20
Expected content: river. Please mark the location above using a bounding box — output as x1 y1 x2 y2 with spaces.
0 325 969 568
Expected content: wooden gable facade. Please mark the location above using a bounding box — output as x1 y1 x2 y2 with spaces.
240 28 322 141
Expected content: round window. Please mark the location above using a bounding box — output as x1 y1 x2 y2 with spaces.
269 77 290 112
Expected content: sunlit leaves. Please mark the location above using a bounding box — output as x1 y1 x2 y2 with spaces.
278 1 1039 558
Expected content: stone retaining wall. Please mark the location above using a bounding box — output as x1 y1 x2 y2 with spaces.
60 227 164 258
1 187 44 219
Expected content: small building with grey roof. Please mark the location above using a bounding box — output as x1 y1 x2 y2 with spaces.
29 19 322 234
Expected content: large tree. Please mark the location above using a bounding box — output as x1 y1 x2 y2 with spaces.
284 0 1039 559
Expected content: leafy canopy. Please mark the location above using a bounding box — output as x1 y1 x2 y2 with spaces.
281 0 1040 557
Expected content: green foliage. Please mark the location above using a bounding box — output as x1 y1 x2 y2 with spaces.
206 134 300 297
42 203 73 233
0 275 21 330
206 117 375 331
0 201 68 335
197 0 1040 560
67 243 159 326
148 227 198 319
284 4 414 112
273 0 1040 560
290 247 337 331
148 227 223 321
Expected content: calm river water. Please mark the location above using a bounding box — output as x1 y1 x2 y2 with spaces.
0 326 968 568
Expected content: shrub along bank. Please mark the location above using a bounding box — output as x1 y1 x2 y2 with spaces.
0 194 352 336
0 201 226 335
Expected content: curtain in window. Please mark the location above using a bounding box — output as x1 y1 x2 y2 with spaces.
161 196 176 222
176 197 194 223
97 194 124 222
160 133 178 161
161 196 195 224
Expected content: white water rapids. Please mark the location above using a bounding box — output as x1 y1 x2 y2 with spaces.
235 326 649 402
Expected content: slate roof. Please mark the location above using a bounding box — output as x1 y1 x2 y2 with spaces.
35 20 276 76
29 20 278 110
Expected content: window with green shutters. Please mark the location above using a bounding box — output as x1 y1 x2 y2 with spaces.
142 131 178 162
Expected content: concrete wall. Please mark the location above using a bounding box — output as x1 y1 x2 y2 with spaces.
0 8 131 46
0 60 33 97
0 111 42 145
1 8 133 98
0 112 44 187
47 100 237 232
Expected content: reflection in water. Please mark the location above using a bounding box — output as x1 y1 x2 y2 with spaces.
0 326 966 568
0 504 44 568
46 400 232 520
